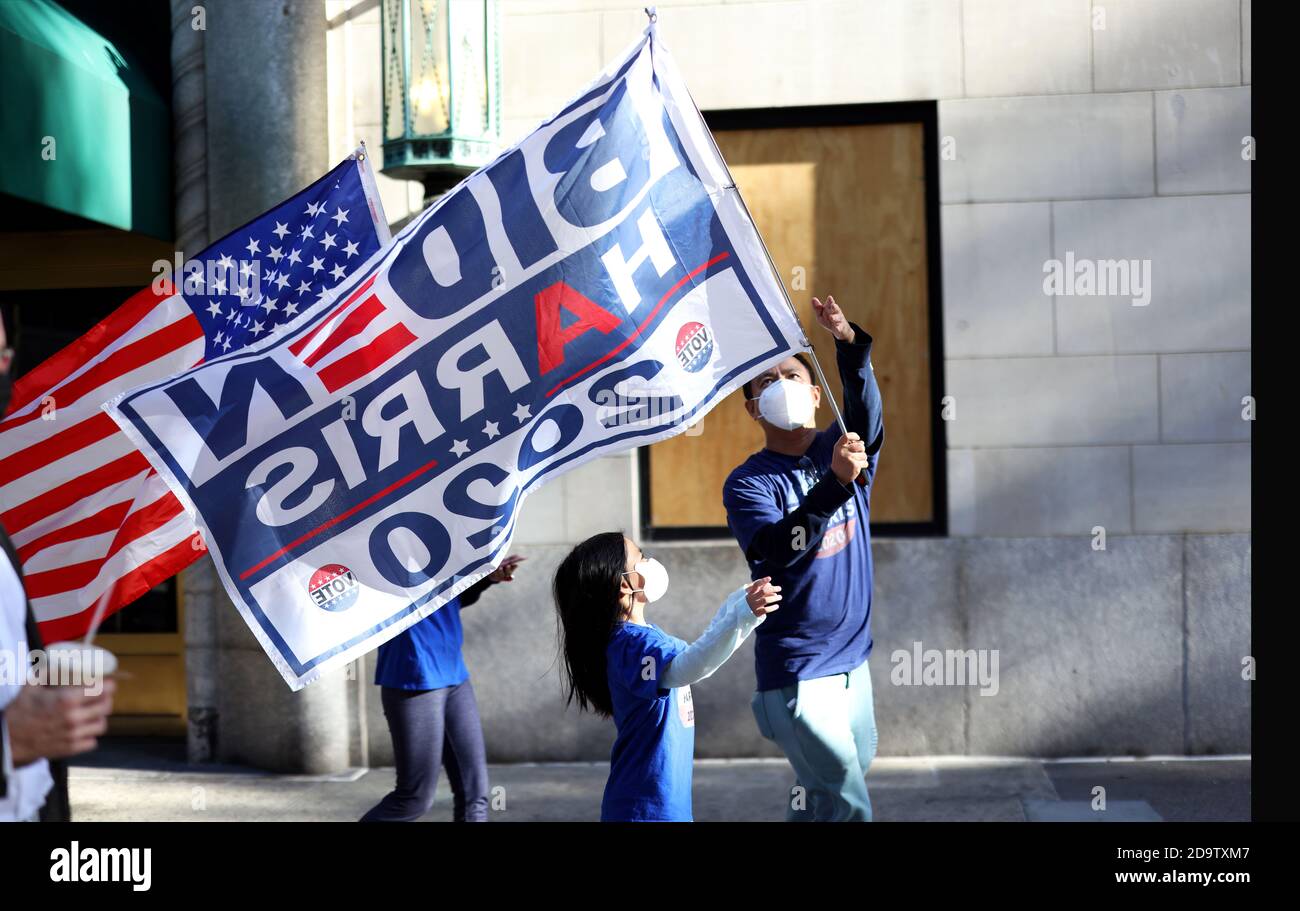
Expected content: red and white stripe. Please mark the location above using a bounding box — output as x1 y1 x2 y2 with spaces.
0 285 208 641
287 274 417 394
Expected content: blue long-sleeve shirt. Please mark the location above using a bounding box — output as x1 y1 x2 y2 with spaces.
722 323 884 691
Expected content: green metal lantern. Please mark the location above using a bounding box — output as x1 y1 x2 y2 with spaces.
380 0 501 197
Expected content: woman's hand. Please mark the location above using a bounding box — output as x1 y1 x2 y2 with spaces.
745 576 782 617
489 554 526 583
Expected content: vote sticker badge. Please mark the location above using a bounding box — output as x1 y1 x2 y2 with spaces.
674 321 714 373
308 564 360 612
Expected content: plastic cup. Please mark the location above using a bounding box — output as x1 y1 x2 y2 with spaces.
41 641 120 691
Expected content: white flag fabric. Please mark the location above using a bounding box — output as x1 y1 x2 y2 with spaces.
104 24 804 690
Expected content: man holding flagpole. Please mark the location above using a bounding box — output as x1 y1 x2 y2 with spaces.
724 294 885 822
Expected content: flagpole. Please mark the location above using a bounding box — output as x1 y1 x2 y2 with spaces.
722 176 857 442
643 10 861 461
80 586 113 647
353 140 394 246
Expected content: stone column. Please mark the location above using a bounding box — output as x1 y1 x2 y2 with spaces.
170 0 358 773
169 0 219 765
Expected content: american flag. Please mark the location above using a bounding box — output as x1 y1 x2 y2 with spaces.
0 150 390 641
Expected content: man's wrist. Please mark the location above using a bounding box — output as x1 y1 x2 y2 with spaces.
5 703 38 769
813 470 856 507
835 322 868 346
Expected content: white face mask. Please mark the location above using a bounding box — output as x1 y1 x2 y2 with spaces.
756 378 817 431
623 557 669 603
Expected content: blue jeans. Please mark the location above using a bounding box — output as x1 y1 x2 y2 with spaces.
751 659 878 821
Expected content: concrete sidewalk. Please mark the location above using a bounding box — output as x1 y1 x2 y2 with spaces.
66 741 1249 822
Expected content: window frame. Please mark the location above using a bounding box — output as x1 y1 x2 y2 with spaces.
638 100 949 541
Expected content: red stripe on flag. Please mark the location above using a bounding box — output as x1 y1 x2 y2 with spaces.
16 500 132 564
0 411 118 486
33 536 204 642
101 492 186 563
545 253 730 397
24 557 102 600
289 274 379 358
1 315 204 433
302 294 386 367
21 493 186 599
316 323 418 393
0 451 148 534
6 285 173 417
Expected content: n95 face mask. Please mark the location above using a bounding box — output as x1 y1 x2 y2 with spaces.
757 379 817 430
624 558 669 603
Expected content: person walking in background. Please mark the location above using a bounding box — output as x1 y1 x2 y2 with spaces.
553 532 781 822
723 295 885 822
360 554 524 823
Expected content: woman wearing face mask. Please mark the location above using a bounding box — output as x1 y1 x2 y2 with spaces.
553 532 781 822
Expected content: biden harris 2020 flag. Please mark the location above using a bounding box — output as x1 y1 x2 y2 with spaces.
104 23 804 689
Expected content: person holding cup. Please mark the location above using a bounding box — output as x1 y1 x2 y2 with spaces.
0 311 117 821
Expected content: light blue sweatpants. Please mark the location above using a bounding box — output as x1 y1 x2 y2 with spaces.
751 659 877 821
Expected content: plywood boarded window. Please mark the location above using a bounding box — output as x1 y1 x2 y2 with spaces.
643 103 946 536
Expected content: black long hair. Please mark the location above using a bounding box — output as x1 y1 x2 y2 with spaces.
553 531 628 717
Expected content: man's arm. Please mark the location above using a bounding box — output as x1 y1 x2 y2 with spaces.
458 554 525 608
457 575 495 609
837 323 884 462
725 472 854 572
813 296 884 469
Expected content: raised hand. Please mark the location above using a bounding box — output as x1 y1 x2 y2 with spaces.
745 576 782 617
489 554 526 583
812 295 854 343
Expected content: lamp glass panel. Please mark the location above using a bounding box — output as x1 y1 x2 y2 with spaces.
382 0 407 141
410 0 450 136
452 4 490 138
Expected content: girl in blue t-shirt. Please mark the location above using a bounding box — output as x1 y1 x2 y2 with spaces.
553 532 780 821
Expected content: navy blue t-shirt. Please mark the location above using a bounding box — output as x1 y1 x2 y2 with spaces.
601 622 696 822
724 431 874 691
723 326 882 692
